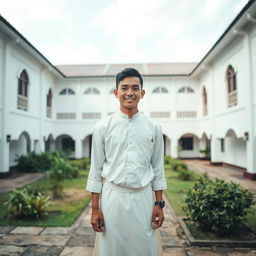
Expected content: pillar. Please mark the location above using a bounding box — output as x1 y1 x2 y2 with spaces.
75 139 83 159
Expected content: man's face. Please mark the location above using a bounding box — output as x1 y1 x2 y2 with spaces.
114 76 145 111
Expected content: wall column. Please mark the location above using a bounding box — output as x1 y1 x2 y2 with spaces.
170 137 178 158
233 23 256 177
75 139 83 159
210 137 222 164
0 40 11 175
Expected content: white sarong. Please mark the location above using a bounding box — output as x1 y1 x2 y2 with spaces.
93 181 163 256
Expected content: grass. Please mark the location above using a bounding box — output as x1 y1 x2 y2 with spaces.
0 168 91 227
164 166 197 216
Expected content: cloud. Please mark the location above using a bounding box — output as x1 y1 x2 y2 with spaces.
0 0 246 64
202 0 226 20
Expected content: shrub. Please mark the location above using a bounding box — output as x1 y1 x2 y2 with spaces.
164 155 172 165
178 169 194 181
184 177 254 235
15 151 53 173
170 159 188 171
4 186 50 219
46 152 78 197
83 157 91 170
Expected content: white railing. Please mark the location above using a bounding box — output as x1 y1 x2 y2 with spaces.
228 91 237 107
177 111 197 118
47 106 52 118
17 95 28 111
82 112 101 119
203 105 208 116
150 112 171 118
56 113 76 119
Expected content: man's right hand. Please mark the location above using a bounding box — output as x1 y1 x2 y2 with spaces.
90 209 105 232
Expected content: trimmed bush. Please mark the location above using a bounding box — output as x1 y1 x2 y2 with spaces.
170 159 188 171
178 169 194 181
4 186 50 219
164 155 172 165
15 151 53 173
184 177 254 235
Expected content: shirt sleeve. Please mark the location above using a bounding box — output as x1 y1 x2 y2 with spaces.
85 122 106 193
151 125 167 191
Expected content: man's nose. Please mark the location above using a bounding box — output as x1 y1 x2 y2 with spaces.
127 88 133 95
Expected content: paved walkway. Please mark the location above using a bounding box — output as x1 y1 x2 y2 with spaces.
183 160 256 193
0 161 256 255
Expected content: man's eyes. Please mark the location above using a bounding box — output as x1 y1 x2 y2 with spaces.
120 87 139 91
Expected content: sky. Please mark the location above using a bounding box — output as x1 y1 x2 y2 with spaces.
0 0 250 65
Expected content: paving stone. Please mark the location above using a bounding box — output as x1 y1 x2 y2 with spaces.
59 246 94 256
0 226 15 235
1 234 70 246
226 250 256 256
0 245 26 256
41 227 73 235
162 236 184 247
66 234 96 247
21 245 63 256
75 226 95 235
163 247 187 256
10 227 44 235
186 247 225 256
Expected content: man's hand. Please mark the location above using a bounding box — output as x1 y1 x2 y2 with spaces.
151 205 164 230
90 209 105 232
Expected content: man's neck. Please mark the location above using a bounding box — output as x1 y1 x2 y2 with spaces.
120 108 138 119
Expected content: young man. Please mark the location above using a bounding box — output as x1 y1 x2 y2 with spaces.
86 68 167 256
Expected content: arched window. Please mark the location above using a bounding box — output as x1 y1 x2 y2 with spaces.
59 88 75 95
17 69 29 111
226 65 237 107
202 87 208 116
46 89 52 118
178 86 194 93
84 87 100 94
152 87 168 94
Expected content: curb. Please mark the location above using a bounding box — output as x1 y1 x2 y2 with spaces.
178 217 256 248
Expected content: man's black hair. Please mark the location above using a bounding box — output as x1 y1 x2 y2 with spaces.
116 68 143 89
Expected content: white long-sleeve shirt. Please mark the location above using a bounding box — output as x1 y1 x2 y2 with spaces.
86 111 167 193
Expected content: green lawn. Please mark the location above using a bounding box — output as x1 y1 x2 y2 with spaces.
0 169 91 227
164 167 256 233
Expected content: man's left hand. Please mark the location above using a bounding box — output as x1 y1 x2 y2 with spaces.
151 205 165 230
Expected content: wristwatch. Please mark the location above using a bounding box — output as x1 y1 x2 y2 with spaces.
155 200 165 208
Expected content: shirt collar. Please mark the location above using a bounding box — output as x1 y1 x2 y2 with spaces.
118 110 140 120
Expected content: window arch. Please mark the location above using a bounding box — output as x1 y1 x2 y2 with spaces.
17 69 29 111
84 87 100 95
46 89 52 118
202 86 208 116
59 88 75 95
226 65 237 107
152 87 168 94
178 86 194 93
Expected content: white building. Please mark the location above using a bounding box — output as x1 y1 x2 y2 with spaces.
0 0 255 179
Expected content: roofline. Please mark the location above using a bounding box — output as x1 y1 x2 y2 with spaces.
0 14 67 78
189 0 255 75
62 74 191 79
0 0 255 78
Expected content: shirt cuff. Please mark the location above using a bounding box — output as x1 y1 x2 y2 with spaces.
86 180 103 193
152 179 167 191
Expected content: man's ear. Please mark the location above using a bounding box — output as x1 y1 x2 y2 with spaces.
141 89 145 98
114 89 118 98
